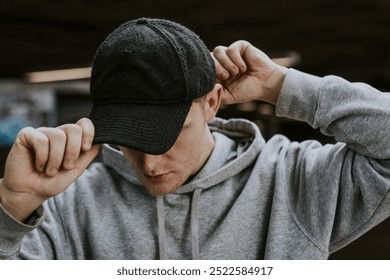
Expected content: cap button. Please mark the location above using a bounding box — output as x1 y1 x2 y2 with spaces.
137 18 148 24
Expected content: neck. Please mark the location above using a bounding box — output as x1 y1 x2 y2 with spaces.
191 127 215 178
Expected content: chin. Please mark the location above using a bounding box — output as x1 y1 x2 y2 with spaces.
143 182 182 196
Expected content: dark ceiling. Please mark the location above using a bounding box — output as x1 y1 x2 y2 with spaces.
0 0 389 90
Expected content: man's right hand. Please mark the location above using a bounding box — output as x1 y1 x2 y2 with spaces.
0 118 99 222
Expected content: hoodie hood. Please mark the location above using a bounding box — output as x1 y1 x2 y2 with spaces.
101 117 264 259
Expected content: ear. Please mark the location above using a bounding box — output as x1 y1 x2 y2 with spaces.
203 83 223 122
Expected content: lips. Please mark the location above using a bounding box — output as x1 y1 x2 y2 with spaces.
144 172 171 181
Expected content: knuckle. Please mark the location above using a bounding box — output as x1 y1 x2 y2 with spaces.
77 117 90 123
18 126 34 134
213 45 225 53
51 128 67 140
36 134 49 146
37 127 66 141
234 39 250 47
238 39 249 44
77 118 95 136
62 123 82 135
225 47 236 56
17 126 34 139
76 117 93 128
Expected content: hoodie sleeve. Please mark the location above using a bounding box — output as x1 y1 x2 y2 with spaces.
276 68 390 159
0 199 69 259
0 203 44 259
274 68 390 253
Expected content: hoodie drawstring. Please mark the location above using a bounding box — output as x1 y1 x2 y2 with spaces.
190 188 202 260
157 195 167 260
156 188 203 260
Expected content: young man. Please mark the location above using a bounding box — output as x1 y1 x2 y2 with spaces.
0 18 389 260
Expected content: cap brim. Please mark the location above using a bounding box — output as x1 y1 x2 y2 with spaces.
90 101 192 155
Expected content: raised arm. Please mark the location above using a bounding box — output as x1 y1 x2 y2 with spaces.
213 41 390 253
0 118 99 222
212 40 390 159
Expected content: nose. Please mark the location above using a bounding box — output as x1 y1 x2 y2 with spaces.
140 153 162 175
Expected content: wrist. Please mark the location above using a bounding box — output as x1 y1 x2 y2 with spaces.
0 179 44 222
263 65 288 105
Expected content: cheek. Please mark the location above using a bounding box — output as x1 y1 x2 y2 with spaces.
173 126 206 165
120 150 136 165
119 149 146 172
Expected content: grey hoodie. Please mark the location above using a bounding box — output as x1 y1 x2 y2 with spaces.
1 69 389 259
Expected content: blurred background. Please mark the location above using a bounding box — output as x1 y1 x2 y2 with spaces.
0 0 389 259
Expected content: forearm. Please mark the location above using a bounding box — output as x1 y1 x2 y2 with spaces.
276 68 390 158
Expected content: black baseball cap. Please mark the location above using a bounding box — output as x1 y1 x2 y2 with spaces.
90 18 215 154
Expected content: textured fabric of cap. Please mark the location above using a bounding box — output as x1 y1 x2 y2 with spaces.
90 18 215 154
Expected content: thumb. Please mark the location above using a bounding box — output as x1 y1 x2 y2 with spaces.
73 144 100 177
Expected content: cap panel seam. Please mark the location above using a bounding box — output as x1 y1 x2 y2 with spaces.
146 22 189 101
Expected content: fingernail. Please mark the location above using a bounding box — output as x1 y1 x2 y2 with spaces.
37 164 45 172
47 167 58 176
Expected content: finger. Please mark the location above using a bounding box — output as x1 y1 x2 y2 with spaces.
226 40 249 72
37 127 67 177
213 45 240 76
73 144 100 177
210 51 229 82
57 124 83 170
76 118 95 152
17 127 49 172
